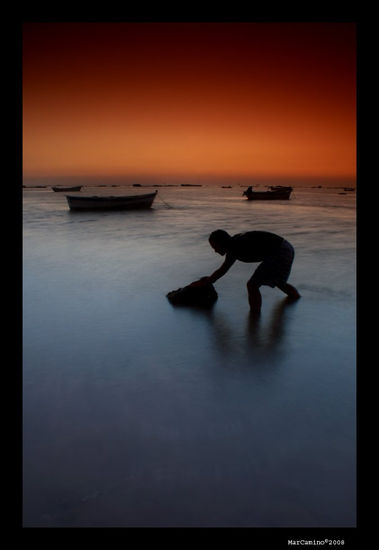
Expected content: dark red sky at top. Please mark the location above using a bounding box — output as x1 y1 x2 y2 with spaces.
23 22 356 180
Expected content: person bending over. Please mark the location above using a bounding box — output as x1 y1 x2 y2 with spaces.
192 229 300 315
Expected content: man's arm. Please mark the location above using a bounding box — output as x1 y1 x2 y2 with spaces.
208 255 236 283
189 255 236 287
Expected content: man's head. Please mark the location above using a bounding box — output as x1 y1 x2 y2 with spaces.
209 229 231 256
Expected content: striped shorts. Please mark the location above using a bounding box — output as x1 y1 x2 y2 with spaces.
249 239 295 288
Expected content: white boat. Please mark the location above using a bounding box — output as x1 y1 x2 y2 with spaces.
66 191 158 211
242 186 292 200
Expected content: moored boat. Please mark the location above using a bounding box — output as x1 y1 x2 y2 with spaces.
243 186 292 200
65 191 158 211
52 185 82 192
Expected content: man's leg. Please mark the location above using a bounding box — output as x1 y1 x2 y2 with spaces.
247 280 262 314
277 282 301 300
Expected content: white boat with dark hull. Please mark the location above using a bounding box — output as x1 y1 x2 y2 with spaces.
242 186 292 200
66 191 158 211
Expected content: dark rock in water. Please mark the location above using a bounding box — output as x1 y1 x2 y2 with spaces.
167 280 218 307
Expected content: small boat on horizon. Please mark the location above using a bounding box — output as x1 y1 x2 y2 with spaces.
52 185 82 192
242 185 292 201
65 191 158 211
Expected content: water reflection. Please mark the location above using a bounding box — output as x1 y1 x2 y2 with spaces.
177 297 299 366
246 297 298 352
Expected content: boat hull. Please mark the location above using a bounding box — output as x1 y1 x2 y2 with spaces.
244 190 292 200
65 191 158 211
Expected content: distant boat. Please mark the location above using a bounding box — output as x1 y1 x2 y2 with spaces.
52 185 82 192
243 186 292 200
25 185 46 188
65 191 158 211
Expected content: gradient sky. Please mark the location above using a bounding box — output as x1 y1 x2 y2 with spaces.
23 22 356 180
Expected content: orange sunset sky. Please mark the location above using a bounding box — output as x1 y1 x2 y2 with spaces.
23 22 356 183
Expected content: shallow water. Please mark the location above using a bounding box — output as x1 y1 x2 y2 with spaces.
23 184 356 527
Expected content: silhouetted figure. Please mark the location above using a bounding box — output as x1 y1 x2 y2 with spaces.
243 186 253 197
191 229 301 315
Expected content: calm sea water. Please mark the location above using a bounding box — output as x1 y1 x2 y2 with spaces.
23 183 356 527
